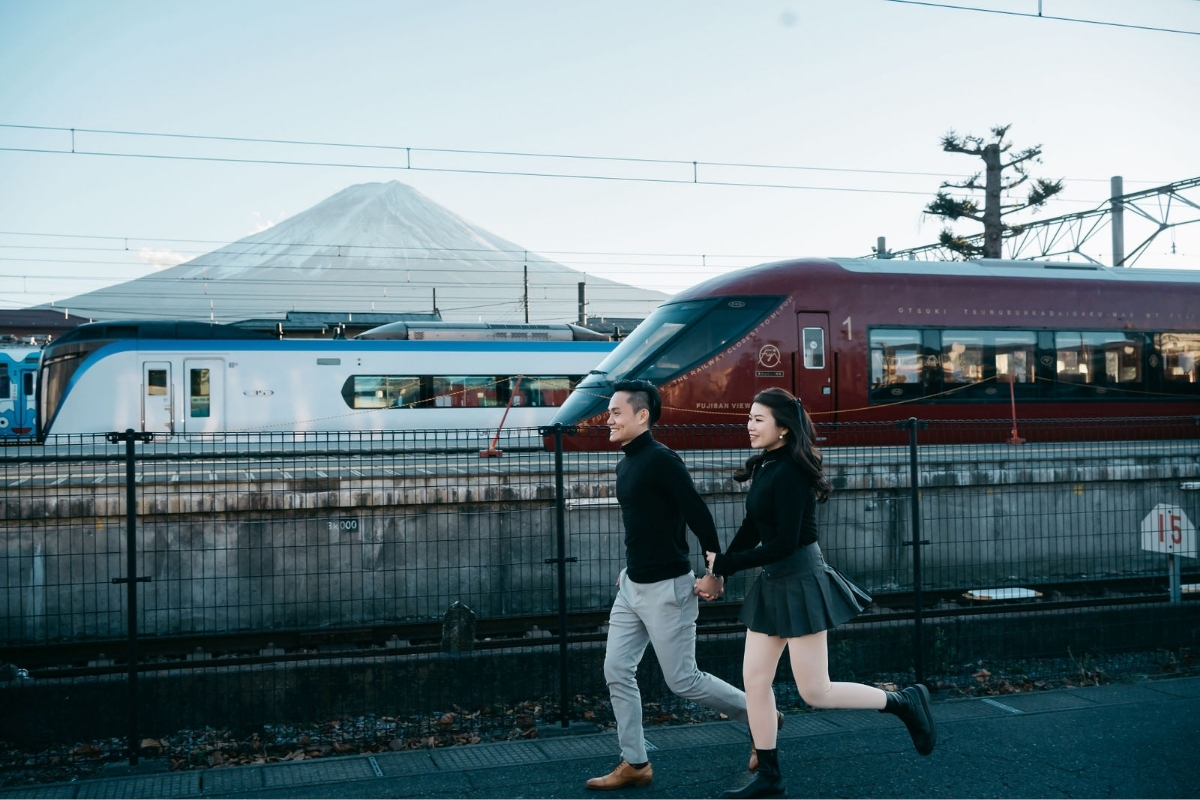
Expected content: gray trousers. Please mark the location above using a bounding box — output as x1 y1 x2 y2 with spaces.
604 569 749 764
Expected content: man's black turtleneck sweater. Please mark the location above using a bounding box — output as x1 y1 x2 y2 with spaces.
615 430 721 583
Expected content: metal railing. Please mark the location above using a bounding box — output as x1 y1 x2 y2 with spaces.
1 418 1197 777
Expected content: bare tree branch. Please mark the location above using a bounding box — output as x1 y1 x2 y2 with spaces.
942 172 982 191
1002 173 1031 191
925 191 984 222
1026 177 1065 208
938 228 984 259
941 130 985 155
1003 146 1042 169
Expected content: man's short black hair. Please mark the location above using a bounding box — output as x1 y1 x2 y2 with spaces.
612 379 662 426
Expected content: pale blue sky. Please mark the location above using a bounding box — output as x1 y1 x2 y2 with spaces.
2 0 1198 310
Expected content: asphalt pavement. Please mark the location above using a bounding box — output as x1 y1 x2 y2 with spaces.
3 675 1197 799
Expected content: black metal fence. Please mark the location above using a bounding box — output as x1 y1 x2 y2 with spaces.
1 418 1198 781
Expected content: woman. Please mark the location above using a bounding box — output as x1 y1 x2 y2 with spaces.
706 388 935 799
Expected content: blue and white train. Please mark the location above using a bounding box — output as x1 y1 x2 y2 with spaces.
37 321 616 439
1 344 41 439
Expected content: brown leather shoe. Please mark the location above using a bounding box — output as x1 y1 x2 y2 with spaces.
748 711 785 772
586 760 653 790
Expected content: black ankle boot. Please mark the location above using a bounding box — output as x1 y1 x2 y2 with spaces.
882 684 937 755
721 747 785 798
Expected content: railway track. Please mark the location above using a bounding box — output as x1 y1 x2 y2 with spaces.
4 575 1193 681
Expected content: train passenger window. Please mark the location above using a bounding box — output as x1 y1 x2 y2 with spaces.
506 376 578 407
23 373 33 397
869 329 924 401
189 368 210 418
638 297 782 382
1157 334 1200 394
941 330 1036 399
343 376 421 409
147 369 168 396
802 328 825 369
1055 332 1143 397
432 376 499 408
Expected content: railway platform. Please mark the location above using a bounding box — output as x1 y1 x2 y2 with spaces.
3 674 1197 799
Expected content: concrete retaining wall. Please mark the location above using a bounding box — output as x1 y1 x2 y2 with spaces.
3 445 1199 641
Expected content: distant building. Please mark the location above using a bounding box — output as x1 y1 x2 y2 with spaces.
0 309 88 344
231 310 443 339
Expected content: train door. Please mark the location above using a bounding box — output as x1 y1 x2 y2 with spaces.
182 359 224 433
795 312 833 415
15 368 36 435
142 361 174 433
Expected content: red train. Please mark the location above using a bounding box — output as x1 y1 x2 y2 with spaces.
552 257 1200 437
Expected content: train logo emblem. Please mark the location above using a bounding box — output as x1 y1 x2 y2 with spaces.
758 344 781 369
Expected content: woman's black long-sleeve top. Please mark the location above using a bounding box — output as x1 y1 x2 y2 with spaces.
711 451 818 577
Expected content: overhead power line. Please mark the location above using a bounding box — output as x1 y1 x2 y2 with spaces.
0 144 972 198
0 123 1151 199
0 234 788 264
879 0 1200 36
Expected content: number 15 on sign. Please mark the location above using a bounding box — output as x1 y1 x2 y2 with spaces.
1140 504 1197 558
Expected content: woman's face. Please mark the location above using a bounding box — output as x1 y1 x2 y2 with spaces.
747 402 788 451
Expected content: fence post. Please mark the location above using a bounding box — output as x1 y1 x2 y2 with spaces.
106 429 153 765
905 418 928 686
542 423 577 727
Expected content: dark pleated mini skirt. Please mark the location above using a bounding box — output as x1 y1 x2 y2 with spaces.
739 543 872 638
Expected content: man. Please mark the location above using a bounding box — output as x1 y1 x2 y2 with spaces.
586 379 749 790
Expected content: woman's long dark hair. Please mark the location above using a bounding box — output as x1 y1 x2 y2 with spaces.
733 387 831 502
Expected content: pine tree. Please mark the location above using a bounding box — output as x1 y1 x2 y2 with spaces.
924 125 1064 259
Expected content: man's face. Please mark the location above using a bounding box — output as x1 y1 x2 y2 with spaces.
607 391 648 446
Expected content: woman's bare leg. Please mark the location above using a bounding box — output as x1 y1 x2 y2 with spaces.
786 630 887 710
743 630 788 748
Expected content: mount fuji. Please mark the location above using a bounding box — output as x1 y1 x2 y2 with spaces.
41 181 667 324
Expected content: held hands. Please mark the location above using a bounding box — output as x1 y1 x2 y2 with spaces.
693 551 724 601
693 573 724 601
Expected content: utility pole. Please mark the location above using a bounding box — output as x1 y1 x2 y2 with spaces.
432 288 439 317
523 261 530 323
578 281 587 326
1111 175 1126 267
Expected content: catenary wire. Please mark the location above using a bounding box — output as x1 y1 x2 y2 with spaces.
878 0 1200 35
0 123 1162 185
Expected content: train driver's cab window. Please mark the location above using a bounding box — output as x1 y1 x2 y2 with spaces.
590 300 710 384
869 329 924 401
344 376 421 409
1055 332 1143 397
0 366 9 399
189 368 210 418
1157 333 1200 395
941 330 1036 399
638 297 781 382
147 369 169 396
